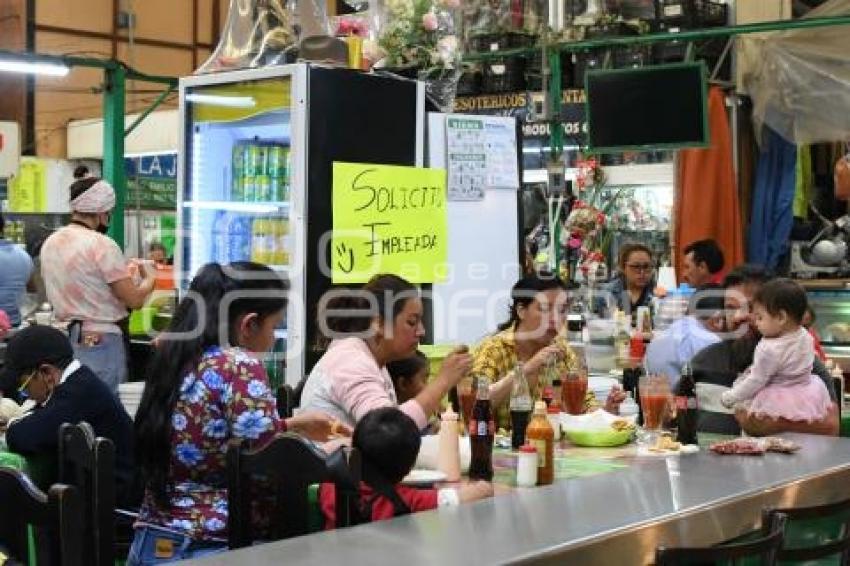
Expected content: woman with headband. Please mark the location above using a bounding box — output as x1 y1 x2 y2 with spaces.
40 177 156 394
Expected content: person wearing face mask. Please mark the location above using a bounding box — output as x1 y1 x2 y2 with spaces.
39 177 156 394
690 265 838 435
2 325 135 499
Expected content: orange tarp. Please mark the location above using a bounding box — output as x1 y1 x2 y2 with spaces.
674 86 745 281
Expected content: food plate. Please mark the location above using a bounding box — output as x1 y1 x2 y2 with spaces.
565 428 633 447
401 469 448 486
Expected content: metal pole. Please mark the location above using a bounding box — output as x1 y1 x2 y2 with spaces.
125 85 175 137
103 64 127 249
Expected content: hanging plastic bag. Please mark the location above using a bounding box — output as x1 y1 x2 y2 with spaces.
196 0 309 73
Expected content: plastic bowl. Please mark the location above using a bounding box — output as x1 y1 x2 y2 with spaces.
565 428 633 447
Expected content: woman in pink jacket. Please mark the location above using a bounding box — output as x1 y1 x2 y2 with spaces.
300 274 470 430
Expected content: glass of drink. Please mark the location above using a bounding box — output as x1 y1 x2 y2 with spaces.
638 374 671 445
561 369 588 415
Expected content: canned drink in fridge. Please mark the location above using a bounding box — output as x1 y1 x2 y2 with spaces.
244 144 260 177
268 145 287 179
256 175 271 202
253 144 269 177
269 176 283 202
243 175 256 202
231 143 245 201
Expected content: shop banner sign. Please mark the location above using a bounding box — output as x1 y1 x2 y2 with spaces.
332 162 448 284
125 154 177 209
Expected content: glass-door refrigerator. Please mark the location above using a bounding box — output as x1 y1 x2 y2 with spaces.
178 64 424 386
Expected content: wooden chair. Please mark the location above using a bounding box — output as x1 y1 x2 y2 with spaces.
0 468 84 566
276 384 296 419
655 512 787 565
763 498 850 564
57 422 116 566
227 433 360 548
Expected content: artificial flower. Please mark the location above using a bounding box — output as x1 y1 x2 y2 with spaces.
422 11 439 31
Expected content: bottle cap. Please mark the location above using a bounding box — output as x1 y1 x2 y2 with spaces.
519 444 537 454
533 400 547 414
441 406 458 421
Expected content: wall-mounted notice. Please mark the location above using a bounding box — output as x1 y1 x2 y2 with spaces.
445 115 519 202
332 162 448 284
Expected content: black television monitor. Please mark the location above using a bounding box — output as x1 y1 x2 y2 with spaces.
585 62 709 152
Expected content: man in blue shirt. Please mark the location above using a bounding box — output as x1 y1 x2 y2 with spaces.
645 284 726 388
0 213 33 326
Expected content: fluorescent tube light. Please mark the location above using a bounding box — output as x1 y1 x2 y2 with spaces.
0 59 69 77
185 93 256 108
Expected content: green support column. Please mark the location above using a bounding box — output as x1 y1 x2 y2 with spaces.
102 64 126 249
548 48 563 158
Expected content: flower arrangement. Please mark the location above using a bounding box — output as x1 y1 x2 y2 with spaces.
374 0 462 74
562 156 627 280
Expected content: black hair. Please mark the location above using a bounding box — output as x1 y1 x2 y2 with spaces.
148 241 166 254
73 165 90 179
354 407 421 485
69 177 100 203
135 262 287 505
318 274 418 344
753 278 807 325
497 272 567 332
688 283 725 320
723 264 774 289
386 351 429 388
684 239 725 274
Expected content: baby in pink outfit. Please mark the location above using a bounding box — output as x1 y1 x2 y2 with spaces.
721 279 831 423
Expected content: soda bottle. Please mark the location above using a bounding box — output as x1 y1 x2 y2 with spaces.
251 218 267 264
231 142 245 201
468 377 494 481
541 357 556 407
509 362 533 450
675 363 698 445
525 401 554 485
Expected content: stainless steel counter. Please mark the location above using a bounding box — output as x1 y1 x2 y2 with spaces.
187 434 850 565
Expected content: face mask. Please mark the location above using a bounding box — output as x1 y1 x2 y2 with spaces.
97 223 109 234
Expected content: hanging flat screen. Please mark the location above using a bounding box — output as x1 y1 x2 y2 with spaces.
585 62 709 152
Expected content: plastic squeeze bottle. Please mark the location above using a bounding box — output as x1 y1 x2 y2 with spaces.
437 405 461 482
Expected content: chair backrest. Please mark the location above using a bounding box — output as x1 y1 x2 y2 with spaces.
764 497 850 564
227 434 360 548
57 422 116 566
655 512 787 565
276 384 296 419
0 468 84 566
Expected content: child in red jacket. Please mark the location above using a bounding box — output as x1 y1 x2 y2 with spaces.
319 407 492 529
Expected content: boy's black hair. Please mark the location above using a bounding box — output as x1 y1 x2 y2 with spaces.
354 407 421 485
753 278 808 324
386 350 428 388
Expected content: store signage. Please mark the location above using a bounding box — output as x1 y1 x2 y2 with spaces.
331 162 448 284
125 153 177 209
453 89 588 145
8 157 47 212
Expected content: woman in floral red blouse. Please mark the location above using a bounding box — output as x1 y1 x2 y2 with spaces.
130 263 348 565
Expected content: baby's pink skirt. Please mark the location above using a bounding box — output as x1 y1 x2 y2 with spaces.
747 376 833 423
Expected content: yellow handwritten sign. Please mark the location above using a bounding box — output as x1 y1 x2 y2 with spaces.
9 157 46 212
332 162 448 284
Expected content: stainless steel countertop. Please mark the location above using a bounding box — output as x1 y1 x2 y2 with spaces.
187 434 850 566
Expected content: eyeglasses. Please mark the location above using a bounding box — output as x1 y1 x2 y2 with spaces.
626 263 654 273
17 367 39 392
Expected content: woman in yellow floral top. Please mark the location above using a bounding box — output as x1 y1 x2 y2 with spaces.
472 274 624 429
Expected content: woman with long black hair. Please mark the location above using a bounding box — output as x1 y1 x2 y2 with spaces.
130 262 346 565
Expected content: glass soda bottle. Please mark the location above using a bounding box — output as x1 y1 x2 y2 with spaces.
525 401 554 486
509 362 533 450
468 377 495 481
675 363 698 445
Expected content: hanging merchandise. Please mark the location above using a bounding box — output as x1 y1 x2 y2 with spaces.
836 151 850 201
741 0 850 145
748 127 797 270
675 87 744 278
197 0 301 73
